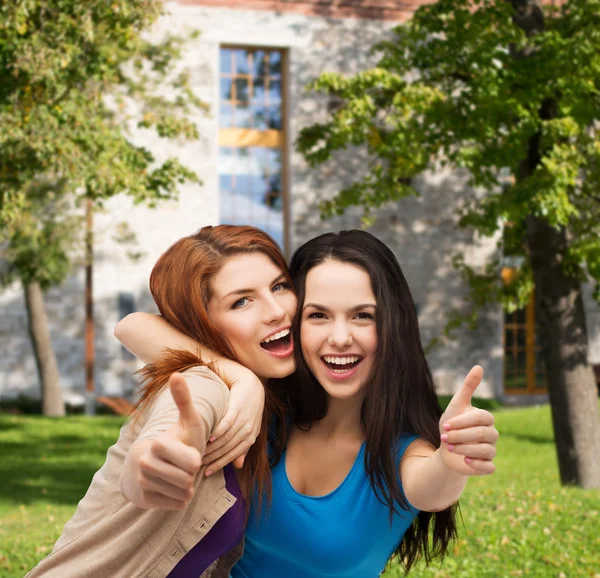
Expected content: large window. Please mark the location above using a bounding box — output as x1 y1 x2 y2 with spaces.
502 268 547 394
218 47 286 250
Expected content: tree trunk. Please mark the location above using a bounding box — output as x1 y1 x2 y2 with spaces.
525 217 600 488
509 0 600 488
85 197 95 415
23 280 65 417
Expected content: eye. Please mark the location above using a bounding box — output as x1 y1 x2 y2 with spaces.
307 311 327 320
272 282 290 293
355 312 374 321
232 297 249 309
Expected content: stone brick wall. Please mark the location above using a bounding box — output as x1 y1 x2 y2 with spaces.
177 0 429 21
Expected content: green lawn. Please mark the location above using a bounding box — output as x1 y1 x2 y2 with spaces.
1 407 598 578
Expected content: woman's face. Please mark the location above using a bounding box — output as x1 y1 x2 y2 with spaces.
300 259 378 402
207 252 297 379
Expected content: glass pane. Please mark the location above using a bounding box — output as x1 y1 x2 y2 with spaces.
219 104 233 128
268 51 282 76
267 148 282 173
236 174 252 196
251 104 268 130
252 84 266 106
220 78 233 102
517 329 526 348
219 174 233 194
505 374 527 389
517 350 526 373
235 78 250 105
218 146 284 249
235 107 252 129
268 79 282 103
264 174 282 210
505 330 513 349
516 308 526 324
266 104 282 130
252 50 267 76
220 49 233 74
505 355 514 374
218 147 235 173
235 49 249 74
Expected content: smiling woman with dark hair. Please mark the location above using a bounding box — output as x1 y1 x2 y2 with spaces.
233 229 487 577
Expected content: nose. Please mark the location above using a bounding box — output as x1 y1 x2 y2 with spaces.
263 294 286 325
327 320 353 348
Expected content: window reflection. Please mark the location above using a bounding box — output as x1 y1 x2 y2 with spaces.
218 146 283 247
220 48 283 130
234 49 249 74
219 48 285 248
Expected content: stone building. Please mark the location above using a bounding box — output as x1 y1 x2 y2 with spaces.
1 0 599 406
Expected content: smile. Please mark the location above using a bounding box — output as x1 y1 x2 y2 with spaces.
320 355 364 380
260 327 294 358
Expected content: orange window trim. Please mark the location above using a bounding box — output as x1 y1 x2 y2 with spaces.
219 128 282 148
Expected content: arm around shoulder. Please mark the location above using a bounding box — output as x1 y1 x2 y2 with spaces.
114 312 202 364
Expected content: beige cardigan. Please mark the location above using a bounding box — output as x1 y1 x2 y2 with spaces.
26 366 244 578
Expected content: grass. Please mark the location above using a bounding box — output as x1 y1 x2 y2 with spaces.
0 406 598 578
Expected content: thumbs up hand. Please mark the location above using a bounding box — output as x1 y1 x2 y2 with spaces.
438 366 499 477
133 373 206 510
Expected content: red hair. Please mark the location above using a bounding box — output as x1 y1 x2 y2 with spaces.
134 225 291 505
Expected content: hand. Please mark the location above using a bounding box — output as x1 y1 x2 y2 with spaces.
136 373 205 509
438 365 499 477
202 362 264 475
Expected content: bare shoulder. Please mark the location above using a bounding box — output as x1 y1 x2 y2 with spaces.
402 438 435 461
399 437 436 479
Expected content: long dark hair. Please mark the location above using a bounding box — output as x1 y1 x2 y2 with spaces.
277 229 458 573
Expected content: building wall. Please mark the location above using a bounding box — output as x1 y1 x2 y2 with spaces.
0 1 597 403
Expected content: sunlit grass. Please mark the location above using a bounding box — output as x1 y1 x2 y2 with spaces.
1 405 598 577
385 404 600 578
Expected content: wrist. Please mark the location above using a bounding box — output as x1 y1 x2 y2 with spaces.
216 359 261 389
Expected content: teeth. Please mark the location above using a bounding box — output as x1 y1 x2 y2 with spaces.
261 328 291 344
322 355 361 366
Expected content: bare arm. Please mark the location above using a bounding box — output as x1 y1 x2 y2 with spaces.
115 312 205 364
115 312 266 472
400 366 498 512
400 442 468 512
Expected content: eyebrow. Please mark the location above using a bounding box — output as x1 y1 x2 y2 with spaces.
223 274 287 300
302 303 376 313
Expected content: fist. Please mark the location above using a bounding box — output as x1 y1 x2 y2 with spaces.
438 366 499 477
137 373 206 510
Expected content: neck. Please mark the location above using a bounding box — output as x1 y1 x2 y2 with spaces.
311 393 365 442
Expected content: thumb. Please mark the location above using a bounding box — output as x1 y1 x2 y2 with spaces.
170 372 203 449
447 365 483 411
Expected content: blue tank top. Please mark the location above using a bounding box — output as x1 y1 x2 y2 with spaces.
231 434 419 578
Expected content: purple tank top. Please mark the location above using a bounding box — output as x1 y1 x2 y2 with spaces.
167 465 245 577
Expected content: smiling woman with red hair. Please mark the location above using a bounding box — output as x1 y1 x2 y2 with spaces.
27 225 297 578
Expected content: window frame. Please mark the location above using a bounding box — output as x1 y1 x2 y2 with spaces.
218 44 290 257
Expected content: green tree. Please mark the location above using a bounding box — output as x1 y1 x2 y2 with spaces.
0 1 204 415
297 0 600 488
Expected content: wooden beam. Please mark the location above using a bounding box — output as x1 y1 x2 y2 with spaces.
219 128 282 148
